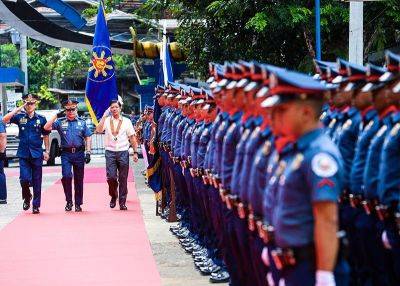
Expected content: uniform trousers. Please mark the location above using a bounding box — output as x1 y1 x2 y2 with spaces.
19 156 43 208
61 151 85 206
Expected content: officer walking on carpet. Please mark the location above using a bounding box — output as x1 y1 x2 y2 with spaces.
44 99 92 212
2 94 50 214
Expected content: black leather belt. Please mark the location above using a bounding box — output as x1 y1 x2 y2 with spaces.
62 146 85 153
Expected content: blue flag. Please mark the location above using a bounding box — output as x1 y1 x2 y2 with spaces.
85 2 117 125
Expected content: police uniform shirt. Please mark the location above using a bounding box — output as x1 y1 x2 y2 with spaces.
350 109 379 195
160 108 174 143
10 112 50 159
230 117 255 195
197 122 212 169
334 107 361 191
182 119 196 160
213 112 230 177
378 112 400 205
158 107 170 140
190 122 205 169
221 111 243 189
363 112 395 200
173 117 188 158
203 114 223 172
52 117 92 148
272 129 343 247
241 126 272 205
170 111 183 149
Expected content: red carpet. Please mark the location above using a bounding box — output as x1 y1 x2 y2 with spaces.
0 168 160 286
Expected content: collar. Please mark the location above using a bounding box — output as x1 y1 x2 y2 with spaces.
296 128 324 152
221 111 230 120
244 117 254 129
392 111 400 123
230 111 243 122
188 119 195 125
253 116 263 127
379 105 397 120
66 117 78 122
261 126 272 137
275 136 296 155
111 115 123 121
25 112 38 119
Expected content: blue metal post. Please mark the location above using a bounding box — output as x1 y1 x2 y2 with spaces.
315 0 321 60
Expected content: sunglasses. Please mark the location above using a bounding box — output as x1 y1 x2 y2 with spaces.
66 108 76 112
25 102 36 106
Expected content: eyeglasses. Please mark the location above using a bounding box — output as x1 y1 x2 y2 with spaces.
66 108 76 112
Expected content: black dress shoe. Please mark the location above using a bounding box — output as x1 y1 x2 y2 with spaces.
120 204 128 211
65 202 73 212
23 196 32 211
209 270 230 283
110 197 117 209
32 207 40 214
75 205 82 212
0 200 7 204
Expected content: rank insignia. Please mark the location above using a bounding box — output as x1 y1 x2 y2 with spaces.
364 120 374 131
390 123 400 137
376 125 388 137
342 119 352 130
263 141 272 156
291 153 304 170
328 118 337 129
251 127 260 139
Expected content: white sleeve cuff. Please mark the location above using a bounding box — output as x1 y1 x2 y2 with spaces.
315 270 335 286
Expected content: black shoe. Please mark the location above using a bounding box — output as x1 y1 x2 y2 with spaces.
32 207 40 214
75 205 82 212
110 197 117 209
0 200 7 204
209 270 230 283
23 197 32 211
120 204 128 211
65 202 73 212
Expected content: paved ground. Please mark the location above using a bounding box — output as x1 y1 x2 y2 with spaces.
0 156 218 286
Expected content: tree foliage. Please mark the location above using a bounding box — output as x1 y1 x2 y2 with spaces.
0 43 20 67
136 0 400 78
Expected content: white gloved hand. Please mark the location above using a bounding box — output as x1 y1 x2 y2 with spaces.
261 246 270 266
382 230 392 249
315 270 335 286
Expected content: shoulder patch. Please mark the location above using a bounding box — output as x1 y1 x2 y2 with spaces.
390 123 400 137
376 125 388 137
311 153 338 178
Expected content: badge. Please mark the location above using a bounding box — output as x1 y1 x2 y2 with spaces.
342 119 352 130
311 153 338 177
328 118 337 129
242 129 251 141
19 118 27 124
390 123 400 137
291 153 304 170
364 120 374 131
36 119 40 124
251 127 260 139
376 125 388 137
78 121 82 126
262 141 272 156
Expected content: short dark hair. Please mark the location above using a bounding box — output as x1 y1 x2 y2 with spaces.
109 99 121 107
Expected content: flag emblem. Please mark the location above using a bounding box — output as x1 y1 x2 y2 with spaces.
88 48 115 81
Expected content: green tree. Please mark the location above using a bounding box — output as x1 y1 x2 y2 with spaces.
137 0 400 77
0 43 20 67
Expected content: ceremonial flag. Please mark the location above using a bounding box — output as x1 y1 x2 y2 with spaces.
147 24 174 194
85 1 117 125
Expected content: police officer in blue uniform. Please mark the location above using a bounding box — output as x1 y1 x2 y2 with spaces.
0 117 6 204
262 69 347 286
44 99 92 212
3 94 50 214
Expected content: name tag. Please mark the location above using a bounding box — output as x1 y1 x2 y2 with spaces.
19 118 27 124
